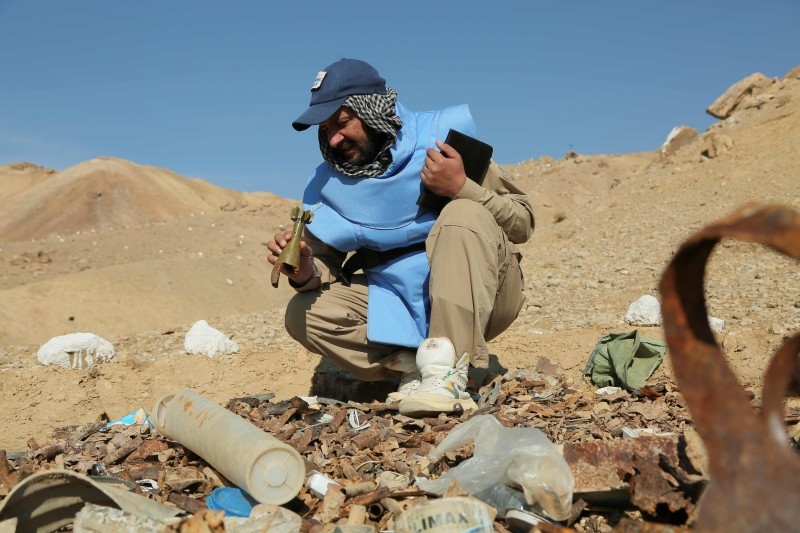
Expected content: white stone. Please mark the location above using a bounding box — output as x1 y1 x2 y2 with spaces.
662 126 684 147
596 386 623 396
708 316 726 333
37 332 115 369
184 320 239 358
625 295 662 326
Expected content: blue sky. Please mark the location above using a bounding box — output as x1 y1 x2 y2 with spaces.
1 1 798 200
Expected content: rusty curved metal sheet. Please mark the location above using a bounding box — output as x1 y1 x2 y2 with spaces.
659 203 800 531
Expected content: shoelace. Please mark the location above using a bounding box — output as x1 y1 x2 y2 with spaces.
417 376 447 391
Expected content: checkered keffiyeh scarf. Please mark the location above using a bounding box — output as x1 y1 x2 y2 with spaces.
319 88 403 177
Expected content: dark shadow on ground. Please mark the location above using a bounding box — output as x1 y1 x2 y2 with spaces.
309 356 398 403
308 352 510 403
468 353 509 389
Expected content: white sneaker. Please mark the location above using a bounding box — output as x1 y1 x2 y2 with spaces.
381 349 420 403
386 370 421 403
398 338 477 417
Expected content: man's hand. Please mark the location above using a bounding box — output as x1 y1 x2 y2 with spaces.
420 140 468 198
266 230 315 285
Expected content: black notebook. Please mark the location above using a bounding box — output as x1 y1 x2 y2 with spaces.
416 129 494 214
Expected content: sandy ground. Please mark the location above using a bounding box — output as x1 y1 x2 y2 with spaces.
0 68 798 452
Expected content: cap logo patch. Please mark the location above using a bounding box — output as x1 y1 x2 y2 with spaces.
310 71 326 91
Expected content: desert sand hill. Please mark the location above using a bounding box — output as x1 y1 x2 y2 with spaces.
0 156 295 242
0 158 296 345
0 67 798 451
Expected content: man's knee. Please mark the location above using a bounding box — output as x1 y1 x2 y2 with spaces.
431 199 502 250
437 199 493 228
284 292 315 342
435 200 501 242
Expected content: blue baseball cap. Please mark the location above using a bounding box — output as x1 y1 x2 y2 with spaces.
292 58 386 131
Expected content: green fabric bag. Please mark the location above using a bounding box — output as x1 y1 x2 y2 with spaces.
583 330 667 391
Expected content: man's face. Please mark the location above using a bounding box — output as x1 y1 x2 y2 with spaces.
319 107 384 166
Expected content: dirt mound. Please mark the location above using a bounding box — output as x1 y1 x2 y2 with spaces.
0 157 288 242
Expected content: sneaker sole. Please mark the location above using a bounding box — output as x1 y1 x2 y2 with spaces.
398 394 477 417
387 384 421 404
386 392 408 403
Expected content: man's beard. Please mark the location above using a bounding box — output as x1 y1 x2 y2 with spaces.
334 127 386 166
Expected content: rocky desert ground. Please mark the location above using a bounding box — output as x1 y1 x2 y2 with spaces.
0 63 798 488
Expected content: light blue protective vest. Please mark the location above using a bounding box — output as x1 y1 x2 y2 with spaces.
302 102 477 347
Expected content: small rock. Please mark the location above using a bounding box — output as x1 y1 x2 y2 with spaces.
704 133 734 159
184 320 239 358
659 126 698 158
708 316 725 333
706 72 773 119
784 64 800 81
625 295 662 326
722 333 743 353
37 333 115 369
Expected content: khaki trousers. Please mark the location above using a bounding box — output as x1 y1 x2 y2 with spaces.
285 199 525 381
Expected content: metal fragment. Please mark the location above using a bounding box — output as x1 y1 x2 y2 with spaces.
659 203 800 531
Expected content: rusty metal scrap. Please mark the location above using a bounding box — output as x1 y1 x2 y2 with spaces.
659 203 800 531
563 435 701 515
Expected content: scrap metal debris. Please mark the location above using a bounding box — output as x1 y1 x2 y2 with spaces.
0 363 706 532
0 204 798 532
659 203 800 531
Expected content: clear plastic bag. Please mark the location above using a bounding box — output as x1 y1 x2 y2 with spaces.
415 414 574 521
